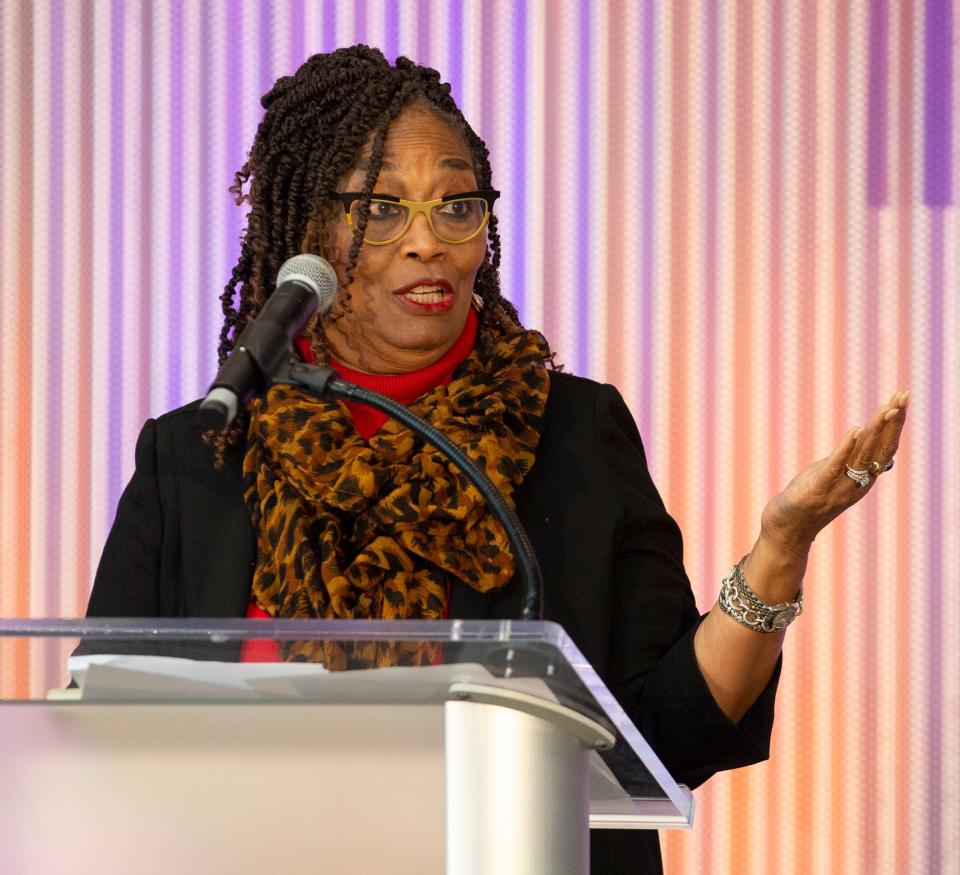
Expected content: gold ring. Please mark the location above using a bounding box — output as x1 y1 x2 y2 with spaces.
869 460 894 476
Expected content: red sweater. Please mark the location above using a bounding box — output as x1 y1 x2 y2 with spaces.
241 311 478 661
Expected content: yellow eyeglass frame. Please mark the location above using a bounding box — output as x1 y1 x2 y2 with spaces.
337 190 500 246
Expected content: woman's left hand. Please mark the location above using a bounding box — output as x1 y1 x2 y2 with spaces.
758 391 910 557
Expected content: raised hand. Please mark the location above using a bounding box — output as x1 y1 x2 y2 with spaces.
759 391 910 557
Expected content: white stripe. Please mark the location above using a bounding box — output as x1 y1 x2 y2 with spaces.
335 0 353 48
459 1 484 142
363 0 389 56
586 0 608 382
551 0 579 373
876 18 912 874
120 1 144 486
207 0 230 395
59 0 84 615
179 0 205 403
88 0 112 580
241 0 264 160
149 2 172 420
810 8 838 871
942 207 960 869
747 6 778 865
485 0 513 316
685 4 707 592
907 210 932 874
396 0 418 62
29 0 51 624
304 0 323 50
429 0 451 85
271 0 290 79
522 0 546 333
845 21 875 875
616 0 642 411
648 0 671 477
715 0 738 606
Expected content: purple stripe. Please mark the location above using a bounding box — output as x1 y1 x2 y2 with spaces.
867 0 888 206
447 0 463 109
47 0 65 614
139 0 153 412
199 0 214 389
575 2 590 373
923 0 952 205
224 0 245 350
508 2 526 321
384 0 399 61
639 0 655 434
167 0 184 408
416 0 431 62
258 0 274 94
289 0 305 67
321 0 336 53
926 211 945 871
107 0 125 519
480 1 494 142
354 0 366 45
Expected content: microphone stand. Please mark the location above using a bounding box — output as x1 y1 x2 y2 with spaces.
269 360 545 622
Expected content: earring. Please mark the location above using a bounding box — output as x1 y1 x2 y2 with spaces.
471 293 484 312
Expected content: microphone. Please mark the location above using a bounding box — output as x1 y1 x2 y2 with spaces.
199 254 338 429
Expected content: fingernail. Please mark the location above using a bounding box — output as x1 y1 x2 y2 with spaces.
900 390 911 406
884 407 900 421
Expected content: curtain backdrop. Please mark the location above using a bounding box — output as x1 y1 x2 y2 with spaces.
0 1 956 872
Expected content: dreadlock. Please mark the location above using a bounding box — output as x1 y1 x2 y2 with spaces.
208 46 538 460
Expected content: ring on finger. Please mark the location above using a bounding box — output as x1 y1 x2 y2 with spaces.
869 459 894 476
845 465 872 488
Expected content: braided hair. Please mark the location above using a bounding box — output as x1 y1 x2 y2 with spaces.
219 45 525 369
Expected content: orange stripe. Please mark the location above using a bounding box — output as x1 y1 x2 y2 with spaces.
667 0 690 546
894 0 914 867
12 0 33 697
795 7 819 872
663 7 693 870
661 2 699 863
731 3 757 871
604 1 627 381
830 3 851 870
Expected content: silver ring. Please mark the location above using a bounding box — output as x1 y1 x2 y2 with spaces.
845 465 872 488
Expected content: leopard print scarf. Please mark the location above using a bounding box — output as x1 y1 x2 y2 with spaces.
242 325 550 666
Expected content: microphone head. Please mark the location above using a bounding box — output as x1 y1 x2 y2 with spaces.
276 254 338 314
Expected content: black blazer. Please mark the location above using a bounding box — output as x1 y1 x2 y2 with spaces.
88 371 778 874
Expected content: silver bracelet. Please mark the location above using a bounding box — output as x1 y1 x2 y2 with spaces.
718 555 803 632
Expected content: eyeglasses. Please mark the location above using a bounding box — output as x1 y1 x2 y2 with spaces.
337 190 500 245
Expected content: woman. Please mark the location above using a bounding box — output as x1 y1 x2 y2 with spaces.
87 46 908 873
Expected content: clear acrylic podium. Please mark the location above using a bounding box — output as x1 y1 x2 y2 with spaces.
0 618 694 874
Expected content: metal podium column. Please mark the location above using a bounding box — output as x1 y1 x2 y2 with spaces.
444 683 615 875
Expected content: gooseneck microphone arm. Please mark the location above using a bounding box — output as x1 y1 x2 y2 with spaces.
276 361 545 622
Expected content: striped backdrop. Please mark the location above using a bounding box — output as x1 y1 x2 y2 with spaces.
1 1 957 872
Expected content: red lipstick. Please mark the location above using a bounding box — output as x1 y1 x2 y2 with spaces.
392 278 456 313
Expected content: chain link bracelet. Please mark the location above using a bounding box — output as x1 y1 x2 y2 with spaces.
718 555 804 632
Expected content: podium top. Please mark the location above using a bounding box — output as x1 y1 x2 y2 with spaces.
0 617 693 827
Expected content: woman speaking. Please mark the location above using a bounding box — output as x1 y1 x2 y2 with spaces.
86 46 908 873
